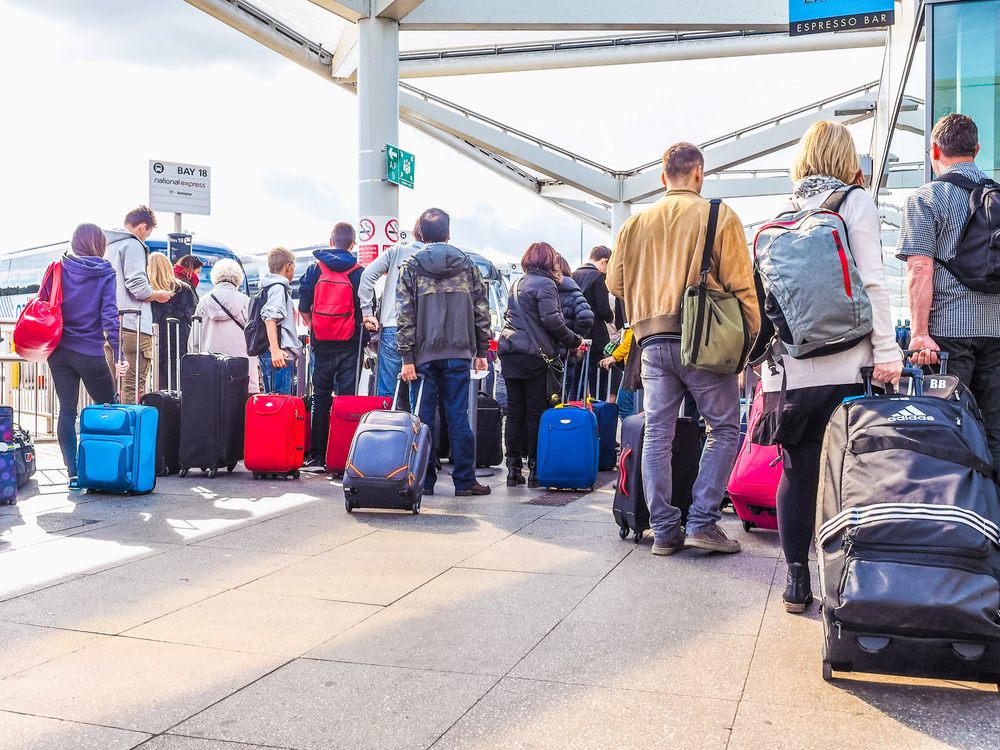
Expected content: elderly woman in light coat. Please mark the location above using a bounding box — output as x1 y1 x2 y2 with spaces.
193 259 259 393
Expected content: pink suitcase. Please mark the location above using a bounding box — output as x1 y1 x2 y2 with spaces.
727 382 782 531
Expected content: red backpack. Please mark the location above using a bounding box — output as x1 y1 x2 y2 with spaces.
312 263 361 341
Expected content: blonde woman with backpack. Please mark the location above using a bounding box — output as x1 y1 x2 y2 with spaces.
753 121 902 614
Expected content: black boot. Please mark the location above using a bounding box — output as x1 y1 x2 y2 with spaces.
783 562 813 613
526 457 539 488
506 457 525 487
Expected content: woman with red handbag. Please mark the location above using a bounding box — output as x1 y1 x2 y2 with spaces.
38 224 127 487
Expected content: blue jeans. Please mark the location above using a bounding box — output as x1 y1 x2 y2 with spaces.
641 340 739 537
617 387 635 421
377 327 402 398
311 349 359 457
259 351 293 394
411 359 475 491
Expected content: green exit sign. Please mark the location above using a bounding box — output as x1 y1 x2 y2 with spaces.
387 145 415 189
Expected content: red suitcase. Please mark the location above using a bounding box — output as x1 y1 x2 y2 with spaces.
245 393 307 480
727 382 782 531
325 395 392 475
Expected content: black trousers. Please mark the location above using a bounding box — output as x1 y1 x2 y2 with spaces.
775 439 824 566
504 371 548 459
935 335 1000 473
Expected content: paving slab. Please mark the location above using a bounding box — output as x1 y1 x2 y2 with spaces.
317 523 513 568
0 710 149 750
173 658 496 750
0 636 283 734
0 621 108 680
510 618 756 701
566 547 777 635
241 550 450 606
433 676 737 750
0 573 218 634
138 736 278 750
307 603 562 676
125 589 380 657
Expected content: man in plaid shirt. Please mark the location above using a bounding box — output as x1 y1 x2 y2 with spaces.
897 113 1000 470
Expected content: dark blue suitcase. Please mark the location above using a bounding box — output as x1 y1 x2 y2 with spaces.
0 406 17 504
77 404 158 493
592 368 619 471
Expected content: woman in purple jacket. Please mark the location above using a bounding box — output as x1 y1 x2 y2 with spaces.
41 224 126 485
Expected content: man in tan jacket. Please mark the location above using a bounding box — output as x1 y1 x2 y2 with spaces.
608 142 758 556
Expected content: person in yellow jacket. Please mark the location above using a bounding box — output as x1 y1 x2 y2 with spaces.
600 328 635 419
607 142 759 558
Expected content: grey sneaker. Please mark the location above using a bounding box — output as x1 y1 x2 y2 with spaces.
651 527 686 556
685 524 741 553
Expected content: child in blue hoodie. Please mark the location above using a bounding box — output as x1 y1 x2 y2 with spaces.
298 223 368 468
40 224 126 484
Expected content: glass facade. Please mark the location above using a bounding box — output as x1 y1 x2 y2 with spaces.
932 0 1000 179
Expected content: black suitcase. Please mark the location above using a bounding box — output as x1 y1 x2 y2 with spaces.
12 424 35 489
179 352 250 478
343 380 431 514
818 367 1000 687
476 392 503 468
613 394 703 543
141 317 183 476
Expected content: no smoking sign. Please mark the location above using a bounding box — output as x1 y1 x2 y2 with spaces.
357 215 398 267
358 218 376 243
385 220 399 243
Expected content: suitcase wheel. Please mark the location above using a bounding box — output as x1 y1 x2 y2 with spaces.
252 473 259 481
345 497 354 513
742 520 756 533
179 468 188 478
290 470 300 480
822 662 833 682
208 467 218 479
633 531 643 544
227 464 236 473
618 526 629 540
411 502 420 515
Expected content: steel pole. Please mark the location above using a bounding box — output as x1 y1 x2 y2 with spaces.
611 201 632 246
358 17 400 231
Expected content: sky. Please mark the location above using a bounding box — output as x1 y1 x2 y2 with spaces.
0 0 920 276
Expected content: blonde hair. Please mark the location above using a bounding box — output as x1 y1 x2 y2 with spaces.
147 252 179 292
267 246 295 273
790 121 860 184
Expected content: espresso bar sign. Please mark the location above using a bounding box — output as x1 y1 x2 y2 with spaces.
789 0 894 36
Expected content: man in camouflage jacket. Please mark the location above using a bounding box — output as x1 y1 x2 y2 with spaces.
398 208 492 496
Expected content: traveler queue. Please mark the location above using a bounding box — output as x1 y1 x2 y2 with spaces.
35 113 999 616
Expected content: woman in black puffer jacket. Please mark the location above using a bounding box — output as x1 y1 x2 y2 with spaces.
555 255 594 337
498 243 584 488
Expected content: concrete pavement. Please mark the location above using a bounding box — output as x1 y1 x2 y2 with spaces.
0 444 998 750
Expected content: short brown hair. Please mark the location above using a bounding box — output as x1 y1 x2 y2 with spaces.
331 222 355 249
589 245 611 263
125 205 157 229
268 246 295 273
663 143 704 181
521 242 561 282
932 114 979 158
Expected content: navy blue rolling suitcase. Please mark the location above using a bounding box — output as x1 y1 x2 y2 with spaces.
343 379 431 514
593 367 619 471
77 310 159 494
536 352 599 490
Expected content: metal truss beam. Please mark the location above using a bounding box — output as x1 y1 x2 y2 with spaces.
400 0 787 31
306 0 369 23
546 198 612 232
374 0 427 21
398 29 886 78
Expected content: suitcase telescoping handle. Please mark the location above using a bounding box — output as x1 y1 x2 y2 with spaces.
166 317 181 392
901 349 950 374
861 365 924 397
561 339 592 405
118 309 143 404
392 375 425 414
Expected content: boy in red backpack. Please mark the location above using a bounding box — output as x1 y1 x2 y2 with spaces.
298 222 369 468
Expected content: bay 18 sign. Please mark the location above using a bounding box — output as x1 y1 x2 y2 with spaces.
789 0 894 36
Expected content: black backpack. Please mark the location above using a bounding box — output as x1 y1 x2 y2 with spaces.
934 173 1000 294
244 283 287 357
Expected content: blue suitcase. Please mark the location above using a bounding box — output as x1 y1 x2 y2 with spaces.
536 404 599 490
0 406 17 504
592 368 619 471
78 405 158 493
77 310 158 494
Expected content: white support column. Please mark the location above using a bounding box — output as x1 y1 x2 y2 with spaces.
611 201 632 245
358 17 400 251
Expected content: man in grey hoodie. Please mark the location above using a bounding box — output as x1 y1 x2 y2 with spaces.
104 206 173 403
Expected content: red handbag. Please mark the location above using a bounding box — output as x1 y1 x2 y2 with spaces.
13 261 64 363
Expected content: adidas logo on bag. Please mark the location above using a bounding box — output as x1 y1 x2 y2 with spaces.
887 405 935 422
